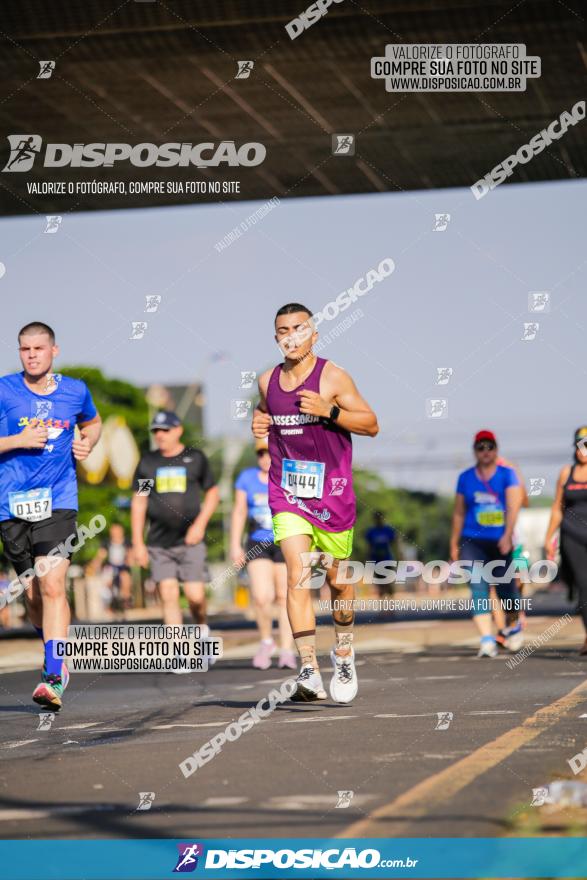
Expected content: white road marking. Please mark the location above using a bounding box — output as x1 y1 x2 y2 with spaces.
467 710 519 716
281 715 357 724
0 805 118 822
60 722 104 730
202 797 248 806
265 794 375 810
376 713 434 719
2 739 39 749
151 721 227 730
418 675 466 680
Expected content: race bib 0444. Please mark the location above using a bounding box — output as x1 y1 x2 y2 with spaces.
281 459 325 499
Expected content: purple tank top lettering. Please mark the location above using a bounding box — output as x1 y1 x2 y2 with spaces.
266 357 355 532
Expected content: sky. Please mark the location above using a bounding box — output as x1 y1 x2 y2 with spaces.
0 179 585 496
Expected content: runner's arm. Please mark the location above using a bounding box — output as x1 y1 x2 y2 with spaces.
450 494 465 560
192 485 220 532
499 457 529 508
230 489 248 562
130 493 148 548
503 484 523 543
78 415 102 448
0 422 49 452
544 466 569 557
252 370 272 438
298 366 378 436
73 416 102 461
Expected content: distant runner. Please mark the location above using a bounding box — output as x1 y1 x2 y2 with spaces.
545 426 587 654
365 510 396 597
230 438 295 670
0 322 101 708
131 411 219 640
450 430 523 658
253 303 379 703
494 456 529 646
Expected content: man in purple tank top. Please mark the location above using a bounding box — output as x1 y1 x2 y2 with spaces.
252 303 379 703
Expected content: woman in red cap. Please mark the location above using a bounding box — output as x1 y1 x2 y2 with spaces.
545 427 587 654
450 430 524 657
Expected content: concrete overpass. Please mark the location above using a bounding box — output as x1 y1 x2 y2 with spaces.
0 0 585 214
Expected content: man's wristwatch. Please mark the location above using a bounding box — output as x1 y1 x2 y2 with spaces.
328 405 340 423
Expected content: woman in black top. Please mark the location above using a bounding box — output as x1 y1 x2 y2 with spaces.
545 426 587 653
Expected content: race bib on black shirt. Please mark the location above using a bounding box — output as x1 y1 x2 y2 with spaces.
133 449 215 548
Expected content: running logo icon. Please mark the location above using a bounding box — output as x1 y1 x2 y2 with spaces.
136 791 155 810
44 216 62 234
329 477 347 496
528 477 546 496
37 712 55 730
435 711 453 730
336 790 354 808
35 399 52 420
236 61 254 79
130 321 148 340
38 61 56 79
232 399 251 419
332 134 355 155
239 371 257 389
531 787 549 806
145 295 162 313
173 843 203 872
3 135 42 172
426 398 448 419
298 551 334 589
433 213 451 232
528 291 550 312
136 479 154 496
436 367 453 385
522 322 539 341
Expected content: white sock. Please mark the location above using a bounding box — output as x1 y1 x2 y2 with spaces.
335 631 353 653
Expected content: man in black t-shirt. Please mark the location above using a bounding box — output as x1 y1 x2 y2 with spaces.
131 411 219 628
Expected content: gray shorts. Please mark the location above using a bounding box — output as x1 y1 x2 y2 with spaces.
148 543 209 583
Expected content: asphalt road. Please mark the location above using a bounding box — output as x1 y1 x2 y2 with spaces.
1 630 587 841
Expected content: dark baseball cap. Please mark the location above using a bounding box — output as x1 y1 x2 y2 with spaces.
150 410 181 431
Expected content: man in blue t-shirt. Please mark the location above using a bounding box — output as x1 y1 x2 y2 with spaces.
0 322 101 709
450 430 523 658
365 511 396 562
365 511 396 597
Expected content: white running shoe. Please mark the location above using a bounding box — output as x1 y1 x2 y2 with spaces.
477 638 499 658
291 664 327 702
504 624 524 653
329 648 358 703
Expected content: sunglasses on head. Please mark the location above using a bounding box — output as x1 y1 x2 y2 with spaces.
475 441 496 451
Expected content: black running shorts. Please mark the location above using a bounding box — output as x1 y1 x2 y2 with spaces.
0 509 78 576
246 539 285 564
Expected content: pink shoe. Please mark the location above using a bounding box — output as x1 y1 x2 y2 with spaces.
252 639 275 670
278 649 297 670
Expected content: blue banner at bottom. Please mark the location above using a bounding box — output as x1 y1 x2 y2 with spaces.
0 837 585 879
